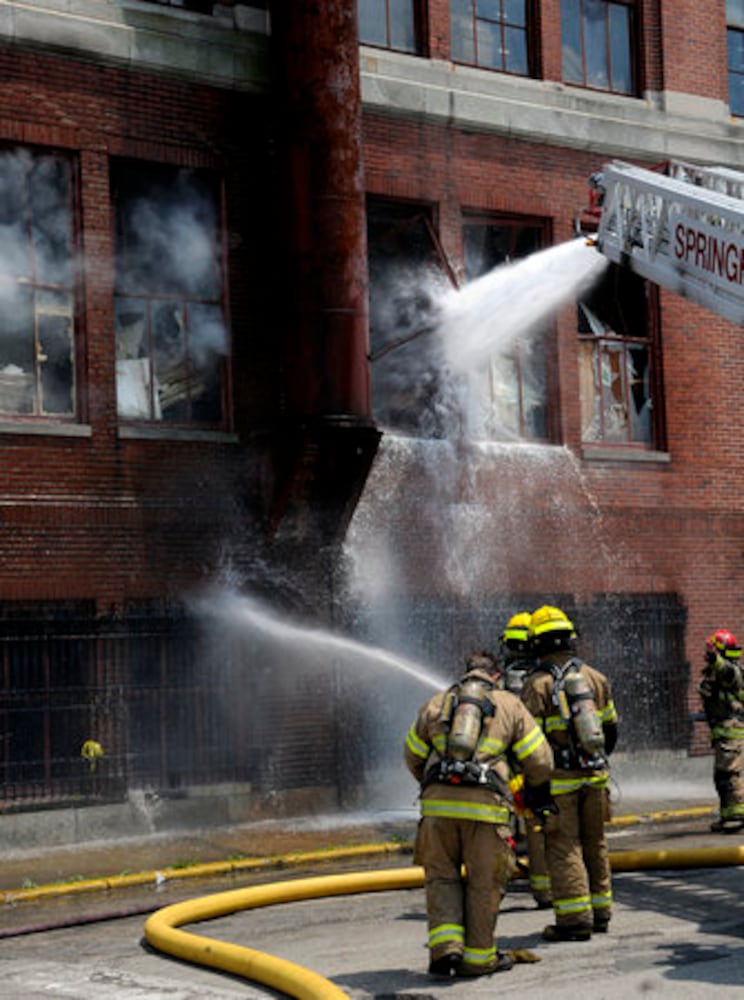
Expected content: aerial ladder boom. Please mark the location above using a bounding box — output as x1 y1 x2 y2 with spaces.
594 159 744 325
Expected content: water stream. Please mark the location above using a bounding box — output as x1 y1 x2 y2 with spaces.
190 588 448 692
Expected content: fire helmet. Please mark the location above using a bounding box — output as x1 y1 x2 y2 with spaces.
501 612 532 650
529 605 576 640
706 628 742 661
529 605 577 655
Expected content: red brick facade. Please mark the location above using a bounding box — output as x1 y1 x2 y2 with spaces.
358 0 744 753
0 46 275 612
0 0 742 811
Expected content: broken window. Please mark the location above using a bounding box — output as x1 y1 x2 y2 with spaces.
0 149 77 419
578 264 663 447
461 215 552 441
451 0 535 76
112 163 229 427
358 0 422 53
367 198 457 437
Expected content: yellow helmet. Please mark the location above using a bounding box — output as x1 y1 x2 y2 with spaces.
529 605 576 639
501 612 532 645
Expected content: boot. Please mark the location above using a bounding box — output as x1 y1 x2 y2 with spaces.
722 818 744 833
459 951 514 976
542 923 592 942
428 953 462 977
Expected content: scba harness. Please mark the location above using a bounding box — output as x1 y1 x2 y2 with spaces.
423 675 511 797
550 658 606 770
425 756 510 795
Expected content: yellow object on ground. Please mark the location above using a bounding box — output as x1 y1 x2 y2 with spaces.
145 867 425 1000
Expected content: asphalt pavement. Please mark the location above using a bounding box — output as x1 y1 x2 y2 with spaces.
2 794 744 999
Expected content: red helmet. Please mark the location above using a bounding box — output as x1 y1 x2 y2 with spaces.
706 629 742 660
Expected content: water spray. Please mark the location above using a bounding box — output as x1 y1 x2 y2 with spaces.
190 588 449 692
437 238 609 376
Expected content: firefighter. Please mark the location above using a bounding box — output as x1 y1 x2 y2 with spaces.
500 612 552 909
404 649 554 978
520 605 618 942
500 612 532 696
698 628 744 833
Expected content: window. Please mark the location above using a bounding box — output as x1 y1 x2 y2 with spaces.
578 266 662 447
561 0 635 94
358 0 420 53
728 0 744 116
366 199 456 437
450 0 532 74
0 148 78 419
112 163 229 427
461 216 551 441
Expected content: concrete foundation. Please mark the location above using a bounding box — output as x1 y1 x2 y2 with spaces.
0 783 342 851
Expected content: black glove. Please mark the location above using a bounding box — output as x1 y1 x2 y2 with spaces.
523 780 558 822
603 721 618 756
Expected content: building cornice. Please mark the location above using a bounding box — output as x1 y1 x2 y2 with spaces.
360 47 744 168
0 0 269 90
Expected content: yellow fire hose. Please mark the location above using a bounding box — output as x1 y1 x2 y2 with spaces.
144 841 744 1000
144 868 424 1000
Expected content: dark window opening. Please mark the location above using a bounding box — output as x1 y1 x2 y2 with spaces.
112 162 230 428
0 148 78 419
367 198 457 437
578 265 663 448
461 215 552 441
358 0 424 54
561 0 636 95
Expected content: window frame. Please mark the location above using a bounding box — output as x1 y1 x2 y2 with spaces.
0 145 84 424
358 0 427 56
578 266 665 451
561 0 638 96
366 196 458 438
110 159 232 431
727 0 744 116
450 0 539 77
461 211 556 443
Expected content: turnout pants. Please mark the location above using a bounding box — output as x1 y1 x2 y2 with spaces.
525 813 551 905
415 815 515 974
714 738 744 820
544 779 612 929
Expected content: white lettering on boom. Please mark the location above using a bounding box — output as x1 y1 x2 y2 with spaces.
673 215 744 288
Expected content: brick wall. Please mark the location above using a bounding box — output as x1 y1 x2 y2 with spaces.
359 1 744 744
0 47 276 614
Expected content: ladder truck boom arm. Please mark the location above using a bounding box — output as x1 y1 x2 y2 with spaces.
594 159 744 325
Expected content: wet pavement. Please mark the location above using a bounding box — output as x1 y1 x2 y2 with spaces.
2 794 744 998
0 802 744 1000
